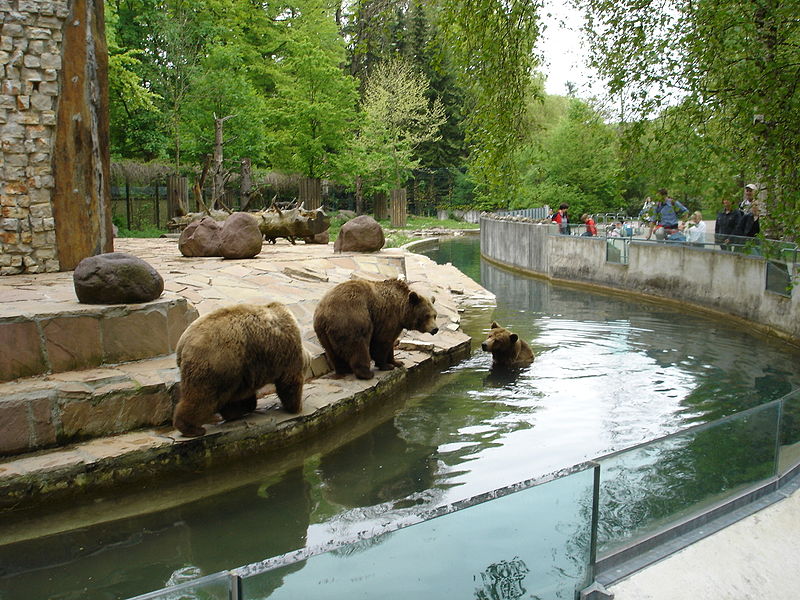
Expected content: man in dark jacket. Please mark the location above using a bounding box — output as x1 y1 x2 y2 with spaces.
714 198 742 251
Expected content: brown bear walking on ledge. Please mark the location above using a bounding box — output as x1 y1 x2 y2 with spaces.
313 278 439 380
481 321 535 368
173 302 311 437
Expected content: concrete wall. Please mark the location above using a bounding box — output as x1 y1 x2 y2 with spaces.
481 216 800 343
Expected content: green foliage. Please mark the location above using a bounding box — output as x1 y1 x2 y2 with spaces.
265 0 360 180
354 59 447 192
116 226 169 238
516 97 624 217
579 0 800 241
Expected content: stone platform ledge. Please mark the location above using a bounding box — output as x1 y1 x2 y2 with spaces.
0 336 470 512
0 294 198 383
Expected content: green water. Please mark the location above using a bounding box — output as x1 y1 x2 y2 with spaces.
1 236 798 599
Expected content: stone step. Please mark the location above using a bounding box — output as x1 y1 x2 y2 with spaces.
0 345 334 457
0 294 198 383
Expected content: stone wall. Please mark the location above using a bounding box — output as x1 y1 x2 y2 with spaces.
0 0 112 275
480 216 800 343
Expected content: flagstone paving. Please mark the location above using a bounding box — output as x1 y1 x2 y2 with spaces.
0 234 494 508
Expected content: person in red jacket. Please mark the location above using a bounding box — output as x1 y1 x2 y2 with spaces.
581 213 597 236
552 203 570 234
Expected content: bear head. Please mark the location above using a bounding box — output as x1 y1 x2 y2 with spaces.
404 291 439 335
481 321 519 356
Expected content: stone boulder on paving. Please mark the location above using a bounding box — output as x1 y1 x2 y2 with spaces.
221 212 263 259
178 216 223 257
74 253 164 304
333 215 385 253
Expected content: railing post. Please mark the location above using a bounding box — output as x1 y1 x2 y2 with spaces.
229 572 242 600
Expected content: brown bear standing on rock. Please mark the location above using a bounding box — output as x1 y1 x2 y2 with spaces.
173 302 311 437
313 278 438 379
481 321 535 368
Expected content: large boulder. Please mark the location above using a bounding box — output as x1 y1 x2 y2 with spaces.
178 216 223 257
333 215 385 253
220 212 263 259
74 253 164 304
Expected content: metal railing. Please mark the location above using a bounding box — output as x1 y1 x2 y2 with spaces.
128 388 800 600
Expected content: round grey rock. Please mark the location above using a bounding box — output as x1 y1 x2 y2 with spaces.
73 253 164 304
178 216 223 257
221 212 263 259
333 215 385 253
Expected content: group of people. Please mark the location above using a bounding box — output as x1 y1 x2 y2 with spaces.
551 183 762 249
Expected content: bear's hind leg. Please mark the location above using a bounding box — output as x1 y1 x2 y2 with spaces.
348 342 374 379
275 374 304 413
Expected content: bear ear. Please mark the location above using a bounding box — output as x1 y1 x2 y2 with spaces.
490 321 500 329
510 333 518 343
409 291 421 305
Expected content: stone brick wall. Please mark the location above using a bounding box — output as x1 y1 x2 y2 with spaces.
0 1 68 275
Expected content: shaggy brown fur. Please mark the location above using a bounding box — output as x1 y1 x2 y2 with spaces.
313 278 439 380
173 302 311 437
481 321 535 368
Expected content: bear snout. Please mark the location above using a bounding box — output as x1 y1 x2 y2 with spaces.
430 327 439 335
481 341 489 351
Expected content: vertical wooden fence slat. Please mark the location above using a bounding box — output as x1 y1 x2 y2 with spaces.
390 188 407 227
125 177 132 230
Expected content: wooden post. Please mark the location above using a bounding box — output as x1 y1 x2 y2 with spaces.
390 187 407 227
374 191 388 221
154 179 160 228
299 176 322 210
239 158 253 211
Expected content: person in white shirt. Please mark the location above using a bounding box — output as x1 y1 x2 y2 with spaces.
684 211 706 245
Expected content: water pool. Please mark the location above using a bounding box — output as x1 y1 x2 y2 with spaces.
1 236 798 599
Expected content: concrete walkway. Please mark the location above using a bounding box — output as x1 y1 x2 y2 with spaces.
608 483 800 599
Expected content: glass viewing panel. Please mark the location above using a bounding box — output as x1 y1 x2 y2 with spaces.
605 238 629 265
778 390 800 475
126 572 231 600
595 400 780 556
238 466 597 600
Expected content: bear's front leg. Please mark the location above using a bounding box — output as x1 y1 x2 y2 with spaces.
372 340 400 371
173 399 209 437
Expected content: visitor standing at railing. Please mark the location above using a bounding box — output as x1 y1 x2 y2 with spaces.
581 213 597 237
654 188 689 238
552 203 570 235
741 183 758 212
715 198 742 251
735 202 761 239
684 211 706 246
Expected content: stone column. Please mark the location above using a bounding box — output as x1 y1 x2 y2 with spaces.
0 0 112 275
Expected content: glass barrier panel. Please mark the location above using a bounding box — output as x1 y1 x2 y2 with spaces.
779 390 800 475
766 260 791 296
596 401 780 556
606 238 628 264
126 572 231 600
238 466 596 600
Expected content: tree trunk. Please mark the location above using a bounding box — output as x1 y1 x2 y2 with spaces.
390 187 407 227
374 191 388 221
239 158 253 211
355 176 364 215
212 114 234 208
299 176 322 210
